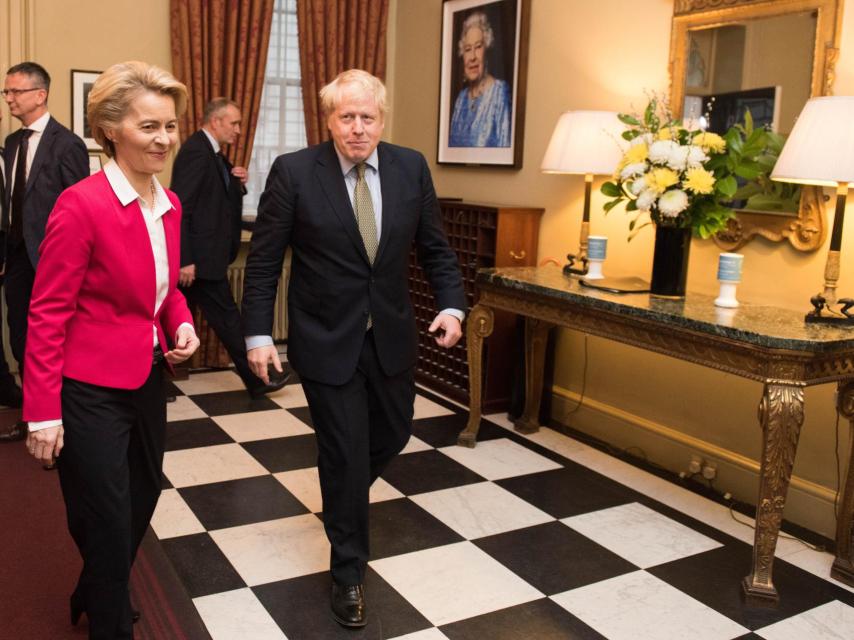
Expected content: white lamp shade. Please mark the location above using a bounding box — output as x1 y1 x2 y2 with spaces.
771 96 854 186
541 110 625 175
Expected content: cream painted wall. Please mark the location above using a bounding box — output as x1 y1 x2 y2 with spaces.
389 0 854 537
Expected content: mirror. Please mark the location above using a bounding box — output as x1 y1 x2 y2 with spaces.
670 0 844 251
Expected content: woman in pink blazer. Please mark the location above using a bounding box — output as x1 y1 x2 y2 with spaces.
22 61 199 639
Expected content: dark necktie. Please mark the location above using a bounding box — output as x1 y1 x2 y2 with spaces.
217 152 230 189
10 129 33 244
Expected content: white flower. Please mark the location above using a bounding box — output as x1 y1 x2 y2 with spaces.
685 145 708 168
636 189 657 211
658 189 689 217
620 162 647 180
630 132 653 147
665 145 689 171
629 175 647 195
648 140 679 165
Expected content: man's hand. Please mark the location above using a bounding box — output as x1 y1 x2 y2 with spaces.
179 264 196 287
232 166 249 186
428 313 462 349
166 325 200 364
26 425 63 466
247 345 283 385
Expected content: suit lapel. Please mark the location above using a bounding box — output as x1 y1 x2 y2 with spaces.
199 131 230 195
316 142 370 265
5 131 20 211
25 118 58 196
376 143 398 266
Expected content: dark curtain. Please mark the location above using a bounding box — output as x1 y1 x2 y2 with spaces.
297 0 389 145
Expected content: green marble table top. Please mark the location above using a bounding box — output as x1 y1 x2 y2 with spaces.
477 266 854 353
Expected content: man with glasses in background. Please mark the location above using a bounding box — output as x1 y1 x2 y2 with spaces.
0 62 88 443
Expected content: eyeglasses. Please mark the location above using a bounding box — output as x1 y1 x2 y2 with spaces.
1 88 43 97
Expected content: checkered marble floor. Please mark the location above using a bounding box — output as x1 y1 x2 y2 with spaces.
152 367 854 640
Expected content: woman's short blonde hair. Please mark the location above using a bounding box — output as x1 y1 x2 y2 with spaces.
87 61 188 158
319 69 388 118
457 11 495 56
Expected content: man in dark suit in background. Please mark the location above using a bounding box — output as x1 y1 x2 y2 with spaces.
171 97 286 398
242 69 466 628
0 61 88 442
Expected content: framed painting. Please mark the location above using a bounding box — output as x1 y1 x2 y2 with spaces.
71 69 102 151
437 0 530 168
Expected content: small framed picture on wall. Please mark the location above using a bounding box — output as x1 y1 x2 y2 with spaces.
71 69 102 151
437 0 531 168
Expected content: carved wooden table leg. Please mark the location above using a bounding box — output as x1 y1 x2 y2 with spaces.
743 382 805 605
513 318 554 435
831 380 854 586
458 304 494 448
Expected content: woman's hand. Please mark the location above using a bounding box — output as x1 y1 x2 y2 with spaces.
165 325 200 364
26 425 64 466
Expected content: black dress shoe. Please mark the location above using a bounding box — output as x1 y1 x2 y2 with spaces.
0 421 27 442
248 371 291 398
331 582 366 627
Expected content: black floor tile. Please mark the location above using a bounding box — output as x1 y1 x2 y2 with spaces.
178 475 309 530
287 406 314 428
254 567 432 640
165 418 234 452
163 379 184 397
648 543 854 629
474 521 637 595
161 473 173 490
440 598 607 640
368 498 465 560
496 464 641 519
159 533 245 598
380 449 486 495
242 433 318 473
188 390 280 416
411 413 506 448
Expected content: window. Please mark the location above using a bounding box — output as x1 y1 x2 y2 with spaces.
243 0 306 217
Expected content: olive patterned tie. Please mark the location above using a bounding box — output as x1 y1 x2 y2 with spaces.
354 163 377 329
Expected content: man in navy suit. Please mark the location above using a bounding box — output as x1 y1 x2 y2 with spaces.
171 98 286 398
0 61 88 442
242 69 466 627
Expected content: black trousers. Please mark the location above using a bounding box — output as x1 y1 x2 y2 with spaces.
3 240 34 377
300 330 414 586
180 277 262 391
57 360 166 640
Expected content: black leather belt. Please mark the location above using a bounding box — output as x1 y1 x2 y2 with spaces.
152 345 165 365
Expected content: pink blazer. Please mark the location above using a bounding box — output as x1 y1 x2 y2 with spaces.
22 172 193 422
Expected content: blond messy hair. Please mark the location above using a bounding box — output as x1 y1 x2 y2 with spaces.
319 69 388 118
87 61 188 158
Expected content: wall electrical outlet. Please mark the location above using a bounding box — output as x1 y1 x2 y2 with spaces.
702 463 717 480
688 455 703 474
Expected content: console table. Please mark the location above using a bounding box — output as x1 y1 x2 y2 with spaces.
458 265 854 605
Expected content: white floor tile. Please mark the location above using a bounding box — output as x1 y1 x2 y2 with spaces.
371 477 406 503
414 394 454 420
370 541 542 626
150 488 205 539
388 629 449 640
781 548 854 594
410 481 553 539
213 409 312 442
274 467 403 514
401 435 433 455
211 514 330 586
552 570 748 640
269 384 308 409
194 588 288 640
167 395 207 422
163 443 268 488
438 437 561 481
562 502 722 568
755 600 854 639
175 370 246 396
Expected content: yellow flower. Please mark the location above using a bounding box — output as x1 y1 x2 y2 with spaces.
656 127 673 141
647 167 679 194
618 142 648 172
692 131 726 153
683 167 715 194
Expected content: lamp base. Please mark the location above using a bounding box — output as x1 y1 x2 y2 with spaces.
805 312 854 325
563 253 589 277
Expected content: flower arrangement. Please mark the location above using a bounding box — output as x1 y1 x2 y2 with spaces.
601 98 774 239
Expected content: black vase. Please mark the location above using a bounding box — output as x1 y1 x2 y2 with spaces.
650 225 692 297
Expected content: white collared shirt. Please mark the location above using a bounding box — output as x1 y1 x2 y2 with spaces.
201 127 221 154
10 111 50 193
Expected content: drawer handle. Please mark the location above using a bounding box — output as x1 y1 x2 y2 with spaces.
509 250 526 261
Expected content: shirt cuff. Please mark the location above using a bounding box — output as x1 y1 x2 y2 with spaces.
175 322 196 342
439 308 465 323
29 419 62 432
246 335 275 351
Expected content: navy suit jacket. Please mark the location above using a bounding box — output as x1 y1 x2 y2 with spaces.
2 116 89 267
242 140 465 385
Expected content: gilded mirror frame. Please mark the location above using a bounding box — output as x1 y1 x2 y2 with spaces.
670 0 844 252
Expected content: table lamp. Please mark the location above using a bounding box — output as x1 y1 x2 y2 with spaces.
541 110 624 276
771 96 854 324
